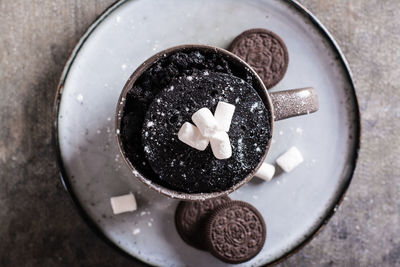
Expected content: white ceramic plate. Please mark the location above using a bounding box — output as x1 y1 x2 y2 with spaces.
54 0 360 266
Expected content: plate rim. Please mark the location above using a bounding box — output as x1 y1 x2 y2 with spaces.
52 0 361 266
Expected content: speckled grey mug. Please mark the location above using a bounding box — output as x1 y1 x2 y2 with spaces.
116 45 318 201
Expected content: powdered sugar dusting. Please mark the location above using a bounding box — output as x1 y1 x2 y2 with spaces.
76 94 83 104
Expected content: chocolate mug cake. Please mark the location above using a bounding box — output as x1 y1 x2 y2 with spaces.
118 46 271 195
116 45 318 200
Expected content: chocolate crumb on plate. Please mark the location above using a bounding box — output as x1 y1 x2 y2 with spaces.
205 200 266 264
175 196 231 250
229 28 289 89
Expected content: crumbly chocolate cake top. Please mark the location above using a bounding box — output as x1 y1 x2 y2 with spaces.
120 50 271 192
142 72 270 193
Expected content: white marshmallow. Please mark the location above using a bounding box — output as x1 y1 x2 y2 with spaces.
214 101 236 132
276 146 304 172
191 108 219 138
178 122 209 151
209 131 232 159
255 163 276 181
110 192 137 215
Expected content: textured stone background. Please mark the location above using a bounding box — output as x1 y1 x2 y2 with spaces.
0 0 399 266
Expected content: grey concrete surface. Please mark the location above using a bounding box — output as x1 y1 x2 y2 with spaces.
0 0 399 266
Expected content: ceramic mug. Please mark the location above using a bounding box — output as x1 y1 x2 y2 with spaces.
116 45 318 200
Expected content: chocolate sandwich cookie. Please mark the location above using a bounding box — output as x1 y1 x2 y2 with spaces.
229 28 289 89
205 201 266 264
175 196 231 250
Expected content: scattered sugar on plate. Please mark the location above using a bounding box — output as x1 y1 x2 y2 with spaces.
296 127 303 135
132 228 141 235
76 94 83 104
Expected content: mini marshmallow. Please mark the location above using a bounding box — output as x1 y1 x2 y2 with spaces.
214 101 236 132
110 192 137 215
191 107 219 138
178 122 209 151
255 163 276 181
276 146 304 172
210 131 232 159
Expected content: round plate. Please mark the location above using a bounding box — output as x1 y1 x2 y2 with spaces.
54 0 360 266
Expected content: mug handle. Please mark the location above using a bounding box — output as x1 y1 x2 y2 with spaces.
270 87 319 121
